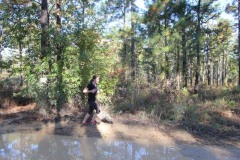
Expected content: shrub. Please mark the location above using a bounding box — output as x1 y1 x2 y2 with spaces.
182 105 200 125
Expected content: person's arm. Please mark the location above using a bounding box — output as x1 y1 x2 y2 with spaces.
83 87 88 93
83 87 97 93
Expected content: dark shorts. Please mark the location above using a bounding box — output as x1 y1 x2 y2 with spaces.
88 101 100 115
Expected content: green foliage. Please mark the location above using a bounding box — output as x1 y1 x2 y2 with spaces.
170 103 188 122
182 105 200 125
0 0 239 140
0 0 238 118
0 59 12 69
212 98 236 110
176 87 189 102
0 0 119 110
230 86 240 94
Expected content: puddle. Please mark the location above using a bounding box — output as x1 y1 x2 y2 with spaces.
0 132 239 160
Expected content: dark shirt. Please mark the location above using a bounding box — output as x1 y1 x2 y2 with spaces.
87 82 98 102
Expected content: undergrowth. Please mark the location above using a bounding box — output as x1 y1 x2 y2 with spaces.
112 82 240 137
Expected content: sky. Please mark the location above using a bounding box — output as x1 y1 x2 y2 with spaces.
216 0 235 21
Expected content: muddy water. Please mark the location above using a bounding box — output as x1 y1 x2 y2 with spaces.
0 132 239 160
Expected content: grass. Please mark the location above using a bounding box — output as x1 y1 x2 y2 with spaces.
112 82 240 138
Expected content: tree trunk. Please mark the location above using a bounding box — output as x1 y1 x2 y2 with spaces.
176 43 180 89
217 56 221 86
79 1 85 79
225 55 228 85
211 60 214 84
0 59 1 74
189 56 193 87
123 0 128 81
0 50 2 74
40 0 49 59
0 28 2 74
195 0 201 90
19 41 23 86
238 0 240 85
206 35 211 85
164 17 170 80
56 0 61 27
56 0 64 112
182 26 187 87
202 56 205 83
222 50 225 85
131 0 135 80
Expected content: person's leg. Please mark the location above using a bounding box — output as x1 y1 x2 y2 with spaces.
82 113 90 124
91 102 100 123
92 113 98 123
82 102 94 124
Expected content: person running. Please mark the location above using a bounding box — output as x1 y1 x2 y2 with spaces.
81 75 100 125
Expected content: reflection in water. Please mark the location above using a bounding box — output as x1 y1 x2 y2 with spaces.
0 132 239 160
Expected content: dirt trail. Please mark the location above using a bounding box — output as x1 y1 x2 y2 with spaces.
0 104 239 149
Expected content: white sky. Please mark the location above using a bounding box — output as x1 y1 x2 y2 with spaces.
216 0 235 21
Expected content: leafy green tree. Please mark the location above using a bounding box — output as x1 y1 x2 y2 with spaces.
143 0 168 82
191 0 220 90
0 2 39 85
226 0 240 85
173 0 193 87
216 20 233 85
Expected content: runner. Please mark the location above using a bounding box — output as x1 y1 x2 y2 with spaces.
81 75 100 125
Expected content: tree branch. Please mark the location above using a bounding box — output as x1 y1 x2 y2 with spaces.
202 13 219 23
49 4 56 15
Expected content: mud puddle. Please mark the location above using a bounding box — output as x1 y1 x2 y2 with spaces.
0 131 239 160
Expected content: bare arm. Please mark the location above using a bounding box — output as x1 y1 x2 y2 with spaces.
83 87 97 93
83 87 89 93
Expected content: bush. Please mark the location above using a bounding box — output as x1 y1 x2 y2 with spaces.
113 81 192 121
182 105 200 125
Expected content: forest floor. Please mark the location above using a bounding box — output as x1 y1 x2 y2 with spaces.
0 103 239 148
